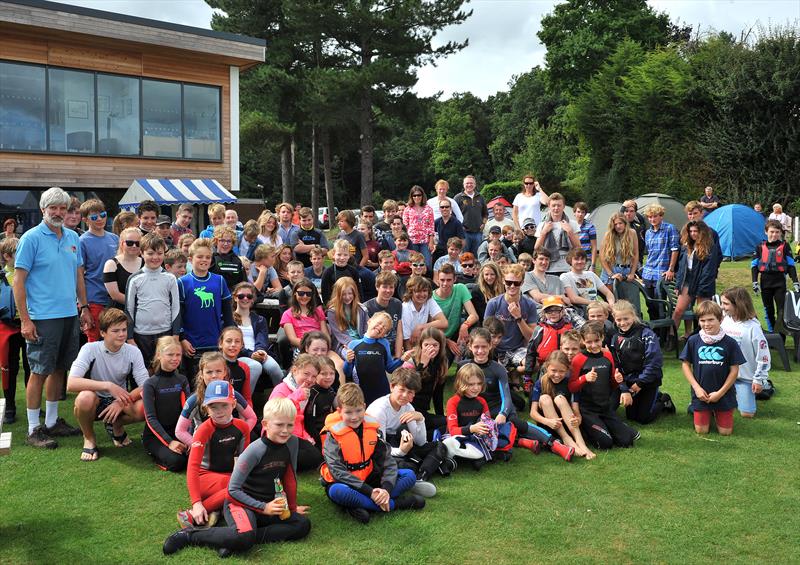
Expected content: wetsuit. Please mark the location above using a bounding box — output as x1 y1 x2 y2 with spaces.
142 368 191 471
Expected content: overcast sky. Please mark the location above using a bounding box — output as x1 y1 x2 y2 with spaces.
56 0 800 99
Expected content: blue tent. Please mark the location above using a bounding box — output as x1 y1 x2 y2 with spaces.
704 204 765 259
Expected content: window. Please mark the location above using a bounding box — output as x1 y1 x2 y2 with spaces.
48 68 95 153
184 84 220 160
97 75 140 155
0 62 46 151
142 79 182 158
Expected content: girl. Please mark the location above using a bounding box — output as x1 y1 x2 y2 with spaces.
280 278 329 356
401 275 448 349
275 244 294 287
720 287 771 418
304 357 338 446
609 301 670 424
112 211 137 236
269 354 324 471
178 233 195 257
232 282 283 390
142 336 192 472
359 221 381 269
401 327 449 437
528 351 594 460
218 327 253 408
178 379 250 529
673 220 720 329
384 216 406 251
402 185 436 269
471 262 503 323
599 213 639 287
257 211 283 247
300 331 347 385
443 363 493 469
103 226 143 310
325 277 368 360
174 352 257 446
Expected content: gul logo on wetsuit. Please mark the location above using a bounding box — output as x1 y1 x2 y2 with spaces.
697 346 724 364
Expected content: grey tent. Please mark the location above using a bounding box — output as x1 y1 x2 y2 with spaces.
588 201 624 249
634 193 686 231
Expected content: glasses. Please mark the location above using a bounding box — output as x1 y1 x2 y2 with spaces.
412 263 425 268
88 211 108 221
412 194 423 198
461 263 475 268
440 205 451 209
236 293 254 301
524 225 535 229
218 239 233 245
504 279 521 287
296 290 314 297
124 240 140 247
523 182 534 186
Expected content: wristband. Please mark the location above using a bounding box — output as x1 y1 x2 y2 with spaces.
80 304 89 311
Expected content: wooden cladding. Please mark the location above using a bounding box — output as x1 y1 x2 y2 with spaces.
48 43 142 75
0 31 48 63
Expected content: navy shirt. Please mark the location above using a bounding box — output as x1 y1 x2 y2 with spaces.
680 334 744 412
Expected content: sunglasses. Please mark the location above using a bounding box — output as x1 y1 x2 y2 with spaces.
124 240 140 247
525 225 535 229
412 194 423 198
88 211 108 221
461 263 475 268
440 205 451 209
236 293 254 300
504 279 521 287
523 182 535 186
412 263 425 268
295 290 314 297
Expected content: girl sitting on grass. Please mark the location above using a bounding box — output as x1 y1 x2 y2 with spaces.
443 363 494 470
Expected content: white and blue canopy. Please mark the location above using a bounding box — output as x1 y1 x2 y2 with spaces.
119 178 236 208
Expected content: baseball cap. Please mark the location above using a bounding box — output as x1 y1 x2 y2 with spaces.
542 296 565 311
523 218 536 228
203 380 235 405
489 225 501 234
156 215 172 226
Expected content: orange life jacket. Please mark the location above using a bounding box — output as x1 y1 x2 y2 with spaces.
758 241 787 273
319 411 380 484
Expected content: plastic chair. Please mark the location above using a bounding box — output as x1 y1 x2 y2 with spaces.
659 279 695 324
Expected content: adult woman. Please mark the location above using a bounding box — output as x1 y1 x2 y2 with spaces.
358 221 381 269
401 275 447 349
401 185 436 269
512 174 550 230
672 221 720 328
257 211 283 247
103 226 143 310
325 277 368 359
768 203 792 240
0 218 17 241
598 212 639 287
402 327 449 435
471 262 504 322
231 281 283 390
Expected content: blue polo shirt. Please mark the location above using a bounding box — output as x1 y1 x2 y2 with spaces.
15 222 83 320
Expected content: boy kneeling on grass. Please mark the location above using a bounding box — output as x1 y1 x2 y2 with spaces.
164 395 311 558
320 383 425 524
67 307 149 461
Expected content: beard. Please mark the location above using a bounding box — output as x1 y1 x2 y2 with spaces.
44 212 64 227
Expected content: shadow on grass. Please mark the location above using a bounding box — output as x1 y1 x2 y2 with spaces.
0 518 95 563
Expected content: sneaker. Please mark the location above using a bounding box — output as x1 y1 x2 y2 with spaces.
2 408 15 425
162 529 192 555
410 480 437 498
26 426 57 449
438 457 457 476
346 507 370 524
176 510 194 529
394 493 425 511
660 392 676 414
632 431 641 442
45 417 81 437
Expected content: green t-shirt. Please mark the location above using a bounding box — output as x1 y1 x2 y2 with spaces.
433 283 471 339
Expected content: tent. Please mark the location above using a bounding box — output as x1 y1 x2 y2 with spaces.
588 201 623 246
119 178 236 209
704 204 764 259
634 193 686 231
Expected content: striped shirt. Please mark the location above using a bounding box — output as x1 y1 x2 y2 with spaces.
643 221 680 281
578 220 596 253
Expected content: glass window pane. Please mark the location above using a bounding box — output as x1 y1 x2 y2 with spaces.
97 75 140 155
48 68 95 153
184 85 220 160
0 62 46 151
142 80 181 158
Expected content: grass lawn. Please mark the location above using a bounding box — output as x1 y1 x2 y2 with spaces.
1 261 798 564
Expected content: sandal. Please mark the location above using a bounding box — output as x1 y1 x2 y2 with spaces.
104 422 132 447
81 446 100 462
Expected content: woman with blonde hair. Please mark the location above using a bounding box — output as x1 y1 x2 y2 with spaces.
599 212 639 287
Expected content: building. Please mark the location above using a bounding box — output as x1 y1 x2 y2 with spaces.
0 0 265 227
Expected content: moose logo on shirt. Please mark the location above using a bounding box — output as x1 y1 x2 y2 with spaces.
194 286 215 308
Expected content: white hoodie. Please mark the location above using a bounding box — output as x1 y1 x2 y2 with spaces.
721 316 770 386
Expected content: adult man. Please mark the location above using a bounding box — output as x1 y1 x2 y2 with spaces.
622 200 646 270
67 308 149 460
432 264 478 358
454 175 488 256
428 180 464 222
433 199 465 263
484 264 537 369
483 201 515 238
365 271 404 358
137 199 159 235
642 204 680 321
14 186 93 448
699 186 721 217
276 202 300 244
534 193 581 275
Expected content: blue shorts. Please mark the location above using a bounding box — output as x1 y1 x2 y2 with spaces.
601 264 632 285
26 316 80 375
734 380 757 415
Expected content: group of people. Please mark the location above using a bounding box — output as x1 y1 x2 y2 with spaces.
0 177 791 557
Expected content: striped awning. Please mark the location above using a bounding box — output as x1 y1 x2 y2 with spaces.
119 178 237 208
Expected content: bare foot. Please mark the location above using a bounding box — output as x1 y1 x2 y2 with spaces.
584 449 596 460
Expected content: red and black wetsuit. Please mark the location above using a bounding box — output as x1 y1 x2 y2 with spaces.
446 395 489 437
142 369 191 471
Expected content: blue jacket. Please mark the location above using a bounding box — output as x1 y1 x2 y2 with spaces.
240 311 270 357
675 242 720 298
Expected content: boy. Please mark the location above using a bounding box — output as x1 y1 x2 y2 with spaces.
518 218 537 257
178 238 234 377
199 204 226 239
137 200 159 235
337 210 368 267
568 322 639 450
291 207 330 268
559 330 581 363
304 246 327 292
320 383 423 524
560 249 615 316
171 203 194 244
125 233 181 367
752 219 799 333
586 301 614 346
373 200 397 247
67 307 149 460
0 238 29 424
392 234 412 273
210 225 247 291
680 301 745 435
239 220 260 261
573 202 597 271
344 312 404 405
487 240 505 263
365 271 404 358
433 237 464 279
478 226 514 263
321 240 362 304
456 252 476 284
164 249 188 278
79 198 119 341
277 202 300 243
376 250 396 274
251 244 282 295
367 368 454 495
163 396 311 557
522 296 573 390
156 215 174 248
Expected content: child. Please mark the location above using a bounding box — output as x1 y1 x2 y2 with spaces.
178 238 234 378
304 246 327 291
392 233 412 273
291 207 330 267
163 397 311 557
321 240 363 304
482 317 504 361
238 220 260 261
178 233 195 263
251 244 283 295
367 368 454 496
720 287 772 417
269 354 324 472
560 249 615 316
156 215 174 248
680 301 745 435
609 301 671 424
320 383 423 524
528 351 595 459
210 225 247 291
336 210 368 268
0 237 29 424
573 202 597 270
559 330 582 362
303 357 338 446
443 363 494 469
522 296 574 392
568 322 639 449
142 336 191 472
125 233 180 367
344 312 404 406
280 278 329 357
401 327 449 437
277 260 309 307
376 250 396 275
433 237 464 279
198 203 225 240
231 281 283 390
178 379 249 529
456 252 476 285
137 199 159 235
164 249 188 278
78 198 118 342
752 219 799 333
218 326 253 408
586 301 614 346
